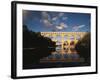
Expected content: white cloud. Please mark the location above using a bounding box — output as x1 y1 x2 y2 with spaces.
78 25 85 28
41 12 50 20
43 19 52 27
41 12 53 27
60 22 68 28
72 25 85 31
52 17 58 21
56 22 68 30
56 26 63 30
41 12 68 30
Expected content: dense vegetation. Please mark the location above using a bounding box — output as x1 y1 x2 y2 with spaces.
23 25 56 48
23 25 56 68
75 32 91 65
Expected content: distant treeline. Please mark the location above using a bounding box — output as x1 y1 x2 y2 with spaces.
23 25 56 48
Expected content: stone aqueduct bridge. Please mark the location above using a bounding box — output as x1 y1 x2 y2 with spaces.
41 32 87 51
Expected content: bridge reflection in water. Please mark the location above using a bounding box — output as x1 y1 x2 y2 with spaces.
40 32 87 63
23 32 88 69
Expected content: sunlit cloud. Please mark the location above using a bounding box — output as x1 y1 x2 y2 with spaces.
60 22 68 28
52 17 58 21
78 25 85 28
41 12 50 20
43 19 53 27
41 12 53 27
41 12 85 32
56 22 68 30
23 10 90 32
56 26 63 30
72 25 85 31
41 12 68 31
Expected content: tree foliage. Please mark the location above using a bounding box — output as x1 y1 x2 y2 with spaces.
75 32 91 64
23 25 56 48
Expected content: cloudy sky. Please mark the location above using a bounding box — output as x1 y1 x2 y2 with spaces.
23 10 90 32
